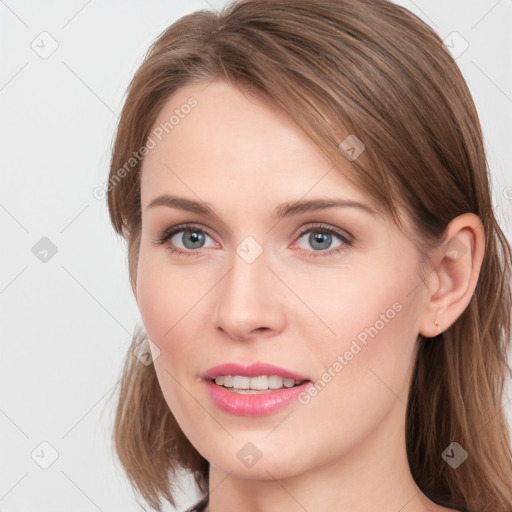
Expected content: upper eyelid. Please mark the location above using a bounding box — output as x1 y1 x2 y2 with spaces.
295 223 352 239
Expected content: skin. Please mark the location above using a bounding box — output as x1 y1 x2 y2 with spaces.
135 79 485 512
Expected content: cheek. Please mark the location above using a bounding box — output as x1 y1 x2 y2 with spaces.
290 262 411 349
136 249 212 344
297 257 421 406
135 250 224 383
290 302 418 470
135 256 212 427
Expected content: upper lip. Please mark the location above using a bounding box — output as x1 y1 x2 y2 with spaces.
202 362 310 382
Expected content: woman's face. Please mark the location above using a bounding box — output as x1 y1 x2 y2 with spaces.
136 80 429 479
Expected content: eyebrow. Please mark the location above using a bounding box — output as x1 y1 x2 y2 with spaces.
145 194 378 218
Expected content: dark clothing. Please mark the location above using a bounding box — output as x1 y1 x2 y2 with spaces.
184 495 209 512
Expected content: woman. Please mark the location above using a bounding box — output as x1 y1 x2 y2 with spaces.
106 0 512 510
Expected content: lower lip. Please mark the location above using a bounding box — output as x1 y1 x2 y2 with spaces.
204 379 310 416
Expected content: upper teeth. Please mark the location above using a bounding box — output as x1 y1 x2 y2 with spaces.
214 375 302 390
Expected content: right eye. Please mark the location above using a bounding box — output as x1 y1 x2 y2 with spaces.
154 223 219 256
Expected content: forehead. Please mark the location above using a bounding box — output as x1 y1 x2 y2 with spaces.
144 80 332 175
140 80 375 208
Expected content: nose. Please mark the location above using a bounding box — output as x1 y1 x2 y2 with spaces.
213 248 286 341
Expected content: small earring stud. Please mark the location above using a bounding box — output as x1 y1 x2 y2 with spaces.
434 319 441 332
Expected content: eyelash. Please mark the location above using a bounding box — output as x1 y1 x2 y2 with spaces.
153 222 354 258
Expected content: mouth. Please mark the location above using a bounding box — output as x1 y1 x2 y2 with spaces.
202 363 312 416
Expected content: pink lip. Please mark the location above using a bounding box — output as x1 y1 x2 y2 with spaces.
202 362 311 417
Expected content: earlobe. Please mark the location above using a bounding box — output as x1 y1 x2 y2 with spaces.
419 213 485 338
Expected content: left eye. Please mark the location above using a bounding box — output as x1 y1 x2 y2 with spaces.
298 225 353 257
295 228 345 252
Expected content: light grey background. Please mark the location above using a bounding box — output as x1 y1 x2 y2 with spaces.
1 1 511 510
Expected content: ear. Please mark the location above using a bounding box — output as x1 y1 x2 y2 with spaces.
418 213 485 338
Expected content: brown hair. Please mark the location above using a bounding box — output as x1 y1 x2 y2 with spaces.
105 0 512 510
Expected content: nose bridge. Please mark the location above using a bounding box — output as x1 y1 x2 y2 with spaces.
232 246 269 299
214 243 284 339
